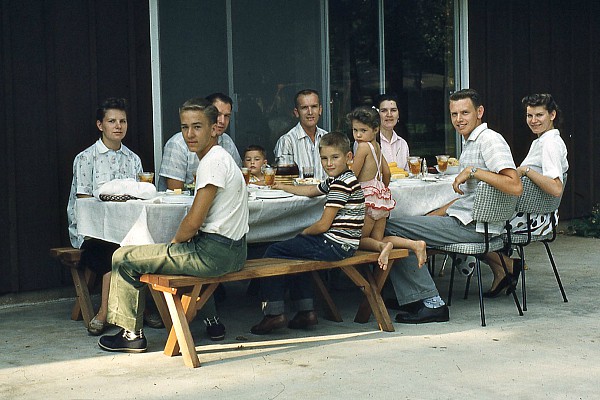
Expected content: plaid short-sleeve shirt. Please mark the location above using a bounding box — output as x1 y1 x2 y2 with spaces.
447 123 516 233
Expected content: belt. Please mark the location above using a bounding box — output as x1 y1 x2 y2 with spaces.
200 232 245 246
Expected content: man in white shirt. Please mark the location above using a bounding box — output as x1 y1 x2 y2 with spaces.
384 89 523 324
274 89 327 180
158 93 242 191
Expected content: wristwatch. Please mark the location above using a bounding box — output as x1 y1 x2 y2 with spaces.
524 167 531 177
469 167 478 179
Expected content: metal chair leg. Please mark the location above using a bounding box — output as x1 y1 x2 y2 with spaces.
543 241 568 302
475 259 486 327
447 254 457 307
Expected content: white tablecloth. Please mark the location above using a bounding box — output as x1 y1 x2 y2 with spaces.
76 193 326 246
388 174 459 219
76 175 458 246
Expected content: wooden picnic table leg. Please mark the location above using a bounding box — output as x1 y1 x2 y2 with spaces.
354 264 391 324
163 285 202 357
163 282 218 359
148 284 173 332
340 266 394 332
70 267 96 327
162 289 201 368
310 271 343 322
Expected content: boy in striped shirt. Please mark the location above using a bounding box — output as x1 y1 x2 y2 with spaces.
251 132 365 335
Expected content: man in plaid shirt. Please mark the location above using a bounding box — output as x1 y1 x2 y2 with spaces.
384 89 523 324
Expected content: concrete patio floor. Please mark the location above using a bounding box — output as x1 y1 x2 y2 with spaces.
1 233 598 399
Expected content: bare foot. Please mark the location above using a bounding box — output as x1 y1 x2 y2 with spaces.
412 240 427 268
378 242 394 270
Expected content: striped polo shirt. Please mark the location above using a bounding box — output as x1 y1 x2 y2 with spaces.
317 169 365 248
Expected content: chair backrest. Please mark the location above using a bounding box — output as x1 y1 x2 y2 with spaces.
472 181 520 223
516 175 567 214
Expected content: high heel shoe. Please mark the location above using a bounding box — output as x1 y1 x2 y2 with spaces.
483 276 513 298
506 259 523 293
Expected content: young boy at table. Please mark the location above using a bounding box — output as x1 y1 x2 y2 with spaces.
243 144 268 184
98 98 248 353
250 131 365 335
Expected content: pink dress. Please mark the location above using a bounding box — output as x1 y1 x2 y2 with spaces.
360 142 396 220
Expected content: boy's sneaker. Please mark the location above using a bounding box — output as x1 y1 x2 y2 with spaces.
98 329 147 353
204 316 226 341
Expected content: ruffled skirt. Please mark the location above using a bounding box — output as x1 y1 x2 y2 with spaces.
361 179 396 220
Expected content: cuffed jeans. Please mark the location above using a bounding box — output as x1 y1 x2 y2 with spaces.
107 233 246 331
385 215 485 305
260 234 355 315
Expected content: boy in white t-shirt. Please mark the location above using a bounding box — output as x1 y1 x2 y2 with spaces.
98 99 249 353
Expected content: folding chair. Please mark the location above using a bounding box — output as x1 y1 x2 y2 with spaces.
430 182 523 326
509 175 568 311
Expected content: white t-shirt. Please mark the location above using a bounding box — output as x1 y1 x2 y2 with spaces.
196 146 249 240
158 132 242 191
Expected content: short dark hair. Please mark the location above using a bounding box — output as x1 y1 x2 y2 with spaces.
294 89 320 108
96 97 128 122
346 106 381 130
449 88 483 109
205 92 233 107
521 93 561 128
179 98 219 125
319 131 351 154
244 144 267 159
375 93 400 110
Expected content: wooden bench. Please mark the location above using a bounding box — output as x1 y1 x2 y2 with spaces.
141 248 409 368
49 247 96 328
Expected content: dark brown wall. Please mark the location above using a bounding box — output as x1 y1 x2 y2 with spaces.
468 0 599 220
0 0 153 294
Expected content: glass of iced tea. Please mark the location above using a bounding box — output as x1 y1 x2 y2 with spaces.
408 157 422 177
263 167 275 187
137 172 154 184
436 155 449 174
241 167 250 184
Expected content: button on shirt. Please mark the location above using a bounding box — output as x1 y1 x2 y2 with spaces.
274 122 327 180
380 130 410 170
67 139 143 248
446 123 516 234
158 132 242 191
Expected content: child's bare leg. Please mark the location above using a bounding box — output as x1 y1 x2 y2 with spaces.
382 236 428 268
359 237 393 270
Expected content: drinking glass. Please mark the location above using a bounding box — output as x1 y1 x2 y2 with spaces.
436 155 449 174
137 172 154 184
264 167 275 187
408 157 422 178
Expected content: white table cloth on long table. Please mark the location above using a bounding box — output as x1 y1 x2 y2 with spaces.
76 192 326 246
388 174 459 219
76 175 458 246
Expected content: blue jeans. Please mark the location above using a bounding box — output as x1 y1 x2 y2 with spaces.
260 234 355 315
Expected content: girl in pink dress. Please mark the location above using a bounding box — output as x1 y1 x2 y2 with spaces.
349 107 427 269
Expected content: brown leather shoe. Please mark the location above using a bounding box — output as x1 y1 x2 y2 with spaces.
288 310 318 330
250 314 288 335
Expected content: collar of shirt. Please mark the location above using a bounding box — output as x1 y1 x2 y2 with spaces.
537 128 560 144
293 122 323 141
95 138 126 155
463 122 488 144
380 130 401 144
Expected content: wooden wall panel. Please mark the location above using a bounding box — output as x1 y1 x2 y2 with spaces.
0 0 152 294
469 0 599 220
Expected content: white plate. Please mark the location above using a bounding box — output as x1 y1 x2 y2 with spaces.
161 194 194 205
255 189 294 199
